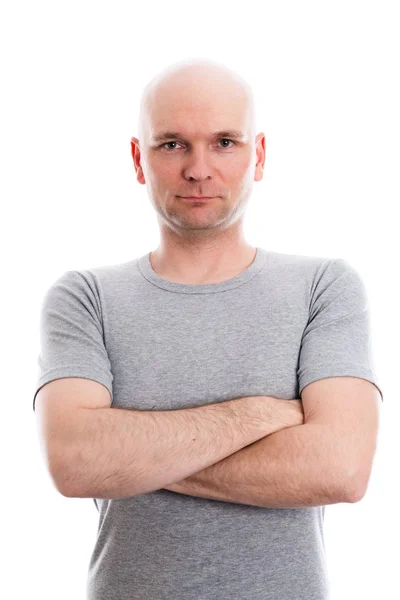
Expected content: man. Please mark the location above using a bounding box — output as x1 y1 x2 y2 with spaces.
33 58 383 600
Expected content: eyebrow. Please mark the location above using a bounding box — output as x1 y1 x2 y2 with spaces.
150 130 247 143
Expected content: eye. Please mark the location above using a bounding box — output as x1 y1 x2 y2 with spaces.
218 138 236 148
161 141 182 150
160 139 236 151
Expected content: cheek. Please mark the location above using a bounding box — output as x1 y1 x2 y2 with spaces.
149 159 176 184
225 156 252 180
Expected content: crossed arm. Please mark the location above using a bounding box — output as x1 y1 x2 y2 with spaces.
162 376 381 509
163 421 355 508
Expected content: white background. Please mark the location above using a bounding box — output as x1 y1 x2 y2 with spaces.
1 1 398 598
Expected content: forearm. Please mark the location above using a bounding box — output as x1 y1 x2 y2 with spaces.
165 423 353 508
60 395 285 500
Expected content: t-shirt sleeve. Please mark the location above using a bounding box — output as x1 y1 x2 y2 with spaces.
297 258 384 402
32 269 114 412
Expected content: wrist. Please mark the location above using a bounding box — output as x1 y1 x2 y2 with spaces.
260 396 299 434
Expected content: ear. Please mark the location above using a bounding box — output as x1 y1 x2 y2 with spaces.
254 132 266 182
131 136 139 161
130 137 145 184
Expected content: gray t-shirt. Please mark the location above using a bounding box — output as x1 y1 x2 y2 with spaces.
32 246 383 600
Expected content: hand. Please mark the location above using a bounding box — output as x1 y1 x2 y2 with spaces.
285 399 305 426
253 395 305 432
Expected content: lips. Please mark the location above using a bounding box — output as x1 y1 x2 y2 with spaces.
181 197 214 203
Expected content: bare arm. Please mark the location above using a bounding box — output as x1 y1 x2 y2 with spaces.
62 396 299 500
164 422 353 508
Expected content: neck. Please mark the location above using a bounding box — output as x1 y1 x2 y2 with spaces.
149 241 257 285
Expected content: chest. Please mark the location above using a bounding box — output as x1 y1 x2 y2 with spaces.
105 288 308 410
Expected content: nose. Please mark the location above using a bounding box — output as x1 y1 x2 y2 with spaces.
183 147 213 182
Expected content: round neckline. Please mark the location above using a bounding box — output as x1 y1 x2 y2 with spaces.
137 246 269 294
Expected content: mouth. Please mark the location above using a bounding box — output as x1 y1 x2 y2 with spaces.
180 196 215 201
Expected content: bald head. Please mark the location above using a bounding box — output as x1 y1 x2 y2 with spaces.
131 59 265 246
137 59 257 147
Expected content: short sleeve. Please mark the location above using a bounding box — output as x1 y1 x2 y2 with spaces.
32 269 114 412
297 258 384 402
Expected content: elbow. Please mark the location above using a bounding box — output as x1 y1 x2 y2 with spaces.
342 480 365 503
347 460 375 502
48 467 75 498
48 452 82 498
330 461 365 504
57 481 75 498
57 467 89 498
340 468 369 503
57 472 79 497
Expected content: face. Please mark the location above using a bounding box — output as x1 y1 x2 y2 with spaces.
131 75 265 237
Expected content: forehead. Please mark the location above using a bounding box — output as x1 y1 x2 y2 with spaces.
143 81 252 143
146 103 250 142
149 129 248 143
